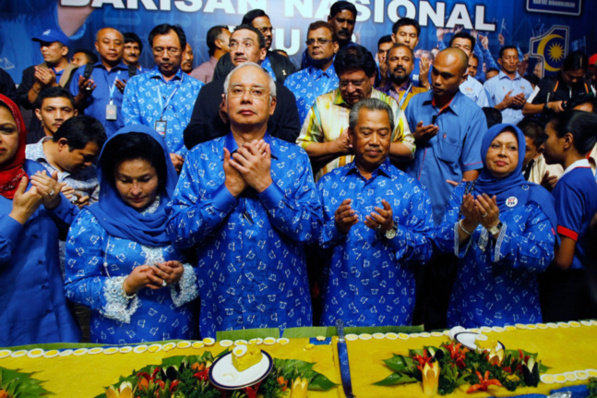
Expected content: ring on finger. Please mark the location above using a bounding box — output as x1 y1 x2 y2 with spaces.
49 189 55 196
161 279 167 287
376 224 382 231
481 212 488 218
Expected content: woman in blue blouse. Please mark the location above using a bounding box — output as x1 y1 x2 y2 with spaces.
65 125 198 344
0 94 80 346
540 110 597 321
434 123 557 328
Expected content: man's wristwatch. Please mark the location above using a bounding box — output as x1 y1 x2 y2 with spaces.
486 221 503 236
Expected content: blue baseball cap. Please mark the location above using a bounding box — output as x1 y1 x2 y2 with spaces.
32 29 70 47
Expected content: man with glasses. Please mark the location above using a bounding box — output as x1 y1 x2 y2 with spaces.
298 45 412 181
184 25 300 150
213 10 296 84
122 24 203 172
284 21 339 125
167 62 321 338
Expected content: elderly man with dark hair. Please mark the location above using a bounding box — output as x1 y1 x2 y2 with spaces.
122 24 203 172
184 25 300 149
317 98 434 327
167 62 321 337
213 10 296 83
284 21 339 125
191 26 231 83
298 44 412 181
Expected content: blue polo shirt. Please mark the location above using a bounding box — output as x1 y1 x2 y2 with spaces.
69 61 129 136
405 90 486 222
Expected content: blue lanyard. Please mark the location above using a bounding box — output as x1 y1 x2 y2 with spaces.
398 84 412 109
106 70 122 102
156 75 183 119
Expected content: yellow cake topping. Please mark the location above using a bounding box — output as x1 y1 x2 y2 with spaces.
231 344 262 372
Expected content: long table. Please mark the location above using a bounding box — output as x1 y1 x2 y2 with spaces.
0 321 596 397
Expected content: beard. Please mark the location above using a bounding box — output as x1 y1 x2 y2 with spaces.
389 68 410 86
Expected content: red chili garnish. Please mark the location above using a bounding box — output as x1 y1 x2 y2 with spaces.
444 342 468 368
413 350 434 372
466 370 503 394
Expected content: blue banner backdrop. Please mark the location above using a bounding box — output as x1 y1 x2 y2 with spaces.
0 0 595 84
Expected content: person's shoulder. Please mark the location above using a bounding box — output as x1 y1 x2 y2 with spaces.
23 158 46 174
187 135 226 157
183 73 204 89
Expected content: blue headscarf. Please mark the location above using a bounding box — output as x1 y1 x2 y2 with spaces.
474 123 557 230
87 125 178 247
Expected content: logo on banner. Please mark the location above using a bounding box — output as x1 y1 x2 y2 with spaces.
530 25 569 75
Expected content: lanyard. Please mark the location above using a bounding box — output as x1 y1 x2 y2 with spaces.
106 70 121 102
397 83 413 108
156 75 182 119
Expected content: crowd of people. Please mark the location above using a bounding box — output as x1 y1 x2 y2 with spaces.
1 1 597 347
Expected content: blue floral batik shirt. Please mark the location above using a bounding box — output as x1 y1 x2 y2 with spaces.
166 132 322 338
284 64 339 125
317 159 435 327
122 67 203 156
434 183 555 328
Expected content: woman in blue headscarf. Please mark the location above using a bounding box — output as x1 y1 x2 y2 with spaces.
434 123 557 328
65 125 198 344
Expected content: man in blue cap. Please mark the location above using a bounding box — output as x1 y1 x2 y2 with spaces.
16 28 78 142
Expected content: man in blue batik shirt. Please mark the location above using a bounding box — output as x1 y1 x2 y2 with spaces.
284 21 339 125
69 27 129 137
122 24 203 172
166 62 322 338
317 98 434 327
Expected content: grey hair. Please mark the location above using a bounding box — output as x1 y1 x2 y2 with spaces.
348 98 395 132
223 62 276 100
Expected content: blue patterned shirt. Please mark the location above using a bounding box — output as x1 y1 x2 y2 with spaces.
65 206 199 344
317 160 434 326
434 183 555 328
122 66 204 156
166 132 322 337
25 137 100 204
284 64 339 125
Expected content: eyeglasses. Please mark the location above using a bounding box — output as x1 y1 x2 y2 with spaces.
339 78 366 88
152 47 181 55
229 40 255 50
228 85 268 99
305 38 333 46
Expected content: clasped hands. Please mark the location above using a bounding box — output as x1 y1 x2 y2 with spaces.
123 261 184 295
224 139 272 196
335 198 394 235
460 193 500 233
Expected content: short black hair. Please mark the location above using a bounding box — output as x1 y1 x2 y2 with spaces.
53 115 107 151
449 31 476 50
241 9 268 25
378 34 393 47
392 18 420 36
307 21 337 42
499 45 518 59
206 25 228 57
482 107 502 128
562 51 589 72
334 44 377 77
548 110 597 154
72 49 98 64
523 73 540 87
100 132 168 193
486 67 500 75
148 24 187 52
232 25 266 49
123 32 143 53
329 0 357 19
35 86 75 110
518 117 545 148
